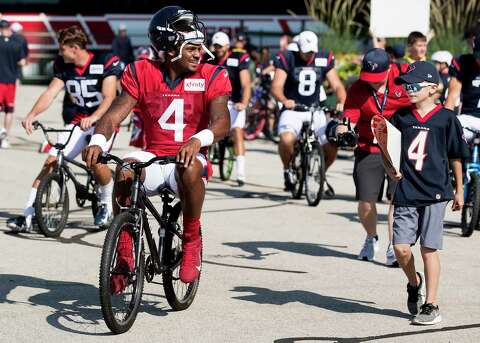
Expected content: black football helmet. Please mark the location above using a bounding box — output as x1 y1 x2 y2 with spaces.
148 6 206 52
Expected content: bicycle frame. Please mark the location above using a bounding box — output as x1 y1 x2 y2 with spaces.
122 163 182 276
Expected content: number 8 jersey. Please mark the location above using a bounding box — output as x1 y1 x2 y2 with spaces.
274 49 334 106
53 52 122 124
121 60 232 156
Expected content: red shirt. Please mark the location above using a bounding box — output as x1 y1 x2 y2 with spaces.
121 60 231 156
344 63 410 153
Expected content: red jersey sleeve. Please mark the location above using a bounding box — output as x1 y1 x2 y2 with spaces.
206 66 232 103
343 82 362 124
120 62 140 100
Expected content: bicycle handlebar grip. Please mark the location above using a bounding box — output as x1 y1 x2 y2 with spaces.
32 121 41 130
97 152 110 164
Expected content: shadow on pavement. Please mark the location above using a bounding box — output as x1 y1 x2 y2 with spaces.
231 286 409 319
207 186 291 202
273 323 480 342
224 241 356 261
0 274 168 336
203 259 307 274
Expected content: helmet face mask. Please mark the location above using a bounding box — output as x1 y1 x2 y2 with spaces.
148 6 206 53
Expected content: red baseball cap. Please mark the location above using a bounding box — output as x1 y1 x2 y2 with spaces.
359 48 390 83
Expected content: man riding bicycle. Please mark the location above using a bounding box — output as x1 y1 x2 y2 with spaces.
7 26 121 232
82 6 231 285
446 34 480 141
271 30 346 191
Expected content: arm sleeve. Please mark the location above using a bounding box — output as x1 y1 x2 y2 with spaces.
120 62 140 100
448 58 462 81
343 85 361 124
206 66 232 103
238 53 250 71
448 115 470 159
273 51 289 72
323 50 335 75
103 54 122 78
53 56 65 81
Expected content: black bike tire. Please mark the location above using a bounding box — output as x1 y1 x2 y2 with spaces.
35 172 69 238
461 173 480 237
219 141 234 181
163 202 201 311
99 212 145 334
305 142 326 207
291 145 304 199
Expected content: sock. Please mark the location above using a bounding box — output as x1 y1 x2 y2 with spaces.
23 188 37 217
183 216 201 243
99 180 114 211
236 155 245 181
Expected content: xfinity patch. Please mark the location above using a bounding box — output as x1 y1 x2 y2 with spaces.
315 58 328 67
227 58 239 67
89 64 104 74
184 79 205 91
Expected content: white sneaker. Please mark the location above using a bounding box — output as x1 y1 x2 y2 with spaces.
358 235 379 261
386 244 399 267
1 138 11 149
0 128 6 140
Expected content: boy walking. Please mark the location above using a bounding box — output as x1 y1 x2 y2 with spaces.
386 61 467 325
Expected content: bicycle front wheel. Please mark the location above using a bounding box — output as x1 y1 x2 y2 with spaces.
35 172 69 237
305 142 326 206
163 202 201 311
99 212 145 334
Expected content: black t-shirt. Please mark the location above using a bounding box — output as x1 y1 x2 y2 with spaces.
11 33 29 58
0 36 25 83
53 52 122 117
207 49 250 103
391 105 468 206
449 54 480 116
274 48 334 106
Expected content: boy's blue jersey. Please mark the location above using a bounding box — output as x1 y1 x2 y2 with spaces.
391 105 468 206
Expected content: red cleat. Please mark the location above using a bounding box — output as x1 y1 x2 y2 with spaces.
179 235 202 283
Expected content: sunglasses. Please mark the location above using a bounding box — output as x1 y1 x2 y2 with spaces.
402 83 433 92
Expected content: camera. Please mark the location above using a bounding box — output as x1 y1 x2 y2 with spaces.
326 117 358 147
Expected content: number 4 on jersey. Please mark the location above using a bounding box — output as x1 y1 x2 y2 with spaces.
408 131 428 171
158 99 187 142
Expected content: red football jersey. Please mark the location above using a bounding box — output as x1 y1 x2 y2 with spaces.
121 60 231 156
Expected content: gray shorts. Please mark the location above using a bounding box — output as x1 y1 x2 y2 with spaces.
392 202 448 250
353 149 396 202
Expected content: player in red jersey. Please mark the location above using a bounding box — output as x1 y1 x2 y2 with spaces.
83 6 231 286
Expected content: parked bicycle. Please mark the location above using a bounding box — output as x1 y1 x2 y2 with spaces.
461 127 480 237
244 74 280 143
97 152 200 334
32 121 101 237
208 137 235 181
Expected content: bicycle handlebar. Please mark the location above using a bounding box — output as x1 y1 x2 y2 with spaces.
32 121 80 150
98 152 178 170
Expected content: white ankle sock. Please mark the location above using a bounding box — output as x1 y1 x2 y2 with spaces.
99 180 114 211
23 188 37 215
236 155 246 181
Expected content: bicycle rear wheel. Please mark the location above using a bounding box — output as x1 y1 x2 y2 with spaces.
35 172 69 237
461 173 480 237
99 212 145 334
219 140 235 181
305 142 326 206
163 202 201 310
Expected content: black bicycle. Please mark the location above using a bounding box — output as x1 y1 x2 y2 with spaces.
97 152 200 334
208 137 235 181
288 104 326 206
32 121 101 237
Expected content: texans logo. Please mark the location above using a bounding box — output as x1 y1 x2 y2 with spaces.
407 64 416 73
367 61 378 71
395 91 402 97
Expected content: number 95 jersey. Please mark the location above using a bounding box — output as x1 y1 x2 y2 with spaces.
53 52 122 122
121 60 232 156
274 49 334 106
